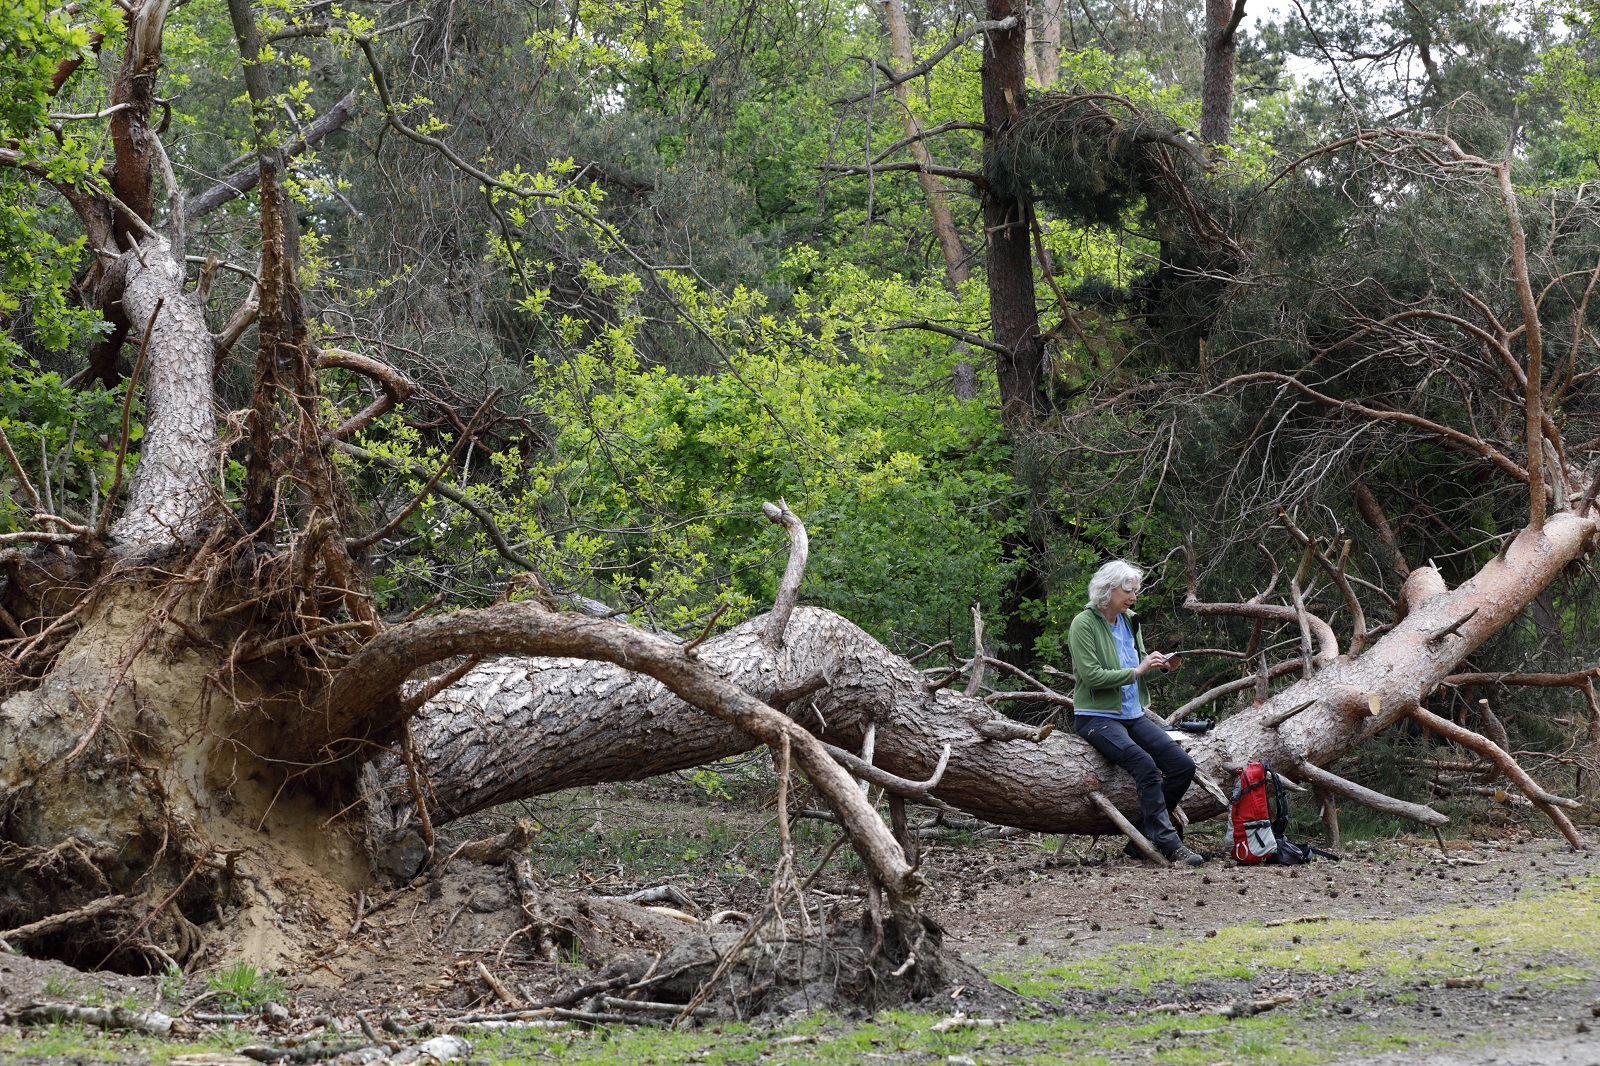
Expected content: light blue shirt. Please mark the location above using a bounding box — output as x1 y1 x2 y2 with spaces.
1075 613 1145 720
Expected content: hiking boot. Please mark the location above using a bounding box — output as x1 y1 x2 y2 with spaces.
1167 844 1205 867
1123 840 1142 859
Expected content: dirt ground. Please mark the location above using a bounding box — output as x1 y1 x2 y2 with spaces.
2 773 1598 1064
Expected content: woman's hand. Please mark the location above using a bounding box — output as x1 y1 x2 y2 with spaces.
1135 651 1170 676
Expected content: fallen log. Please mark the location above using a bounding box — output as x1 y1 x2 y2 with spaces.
358 512 1596 863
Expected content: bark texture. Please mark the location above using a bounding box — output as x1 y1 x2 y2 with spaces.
981 0 1043 427
108 242 218 550
361 511 1595 866
882 0 969 288
1200 0 1244 146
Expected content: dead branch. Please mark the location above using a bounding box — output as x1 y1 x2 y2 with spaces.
443 820 534 866
964 604 986 696
1428 608 1479 642
317 349 418 442
1293 761 1448 827
822 740 953 799
876 319 1014 357
211 295 259 368
1164 656 1299 723
186 89 358 221
1352 480 1412 579
1214 371 1529 485
1289 536 1318 678
0 424 42 512
1494 152 1547 528
1280 512 1368 655
322 603 921 912
1407 704 1584 848
830 15 1018 105
1442 666 1600 688
0 893 127 943
820 160 989 186
1088 790 1166 864
7 1002 173 1036
1263 698 1317 729
761 501 807 648
401 656 483 716
1182 594 1338 665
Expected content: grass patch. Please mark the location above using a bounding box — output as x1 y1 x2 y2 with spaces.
1001 875 1600 995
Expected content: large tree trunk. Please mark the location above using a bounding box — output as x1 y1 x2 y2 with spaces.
361 512 1596 869
1200 0 1245 146
1033 0 1061 88
982 0 1044 428
108 242 218 551
882 0 969 289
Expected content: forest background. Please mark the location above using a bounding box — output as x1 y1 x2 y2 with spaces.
5 0 1600 850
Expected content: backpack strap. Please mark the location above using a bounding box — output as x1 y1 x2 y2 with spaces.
1264 765 1291 837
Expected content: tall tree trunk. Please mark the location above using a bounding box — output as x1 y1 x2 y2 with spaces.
882 0 969 289
1035 0 1062 88
1200 0 1245 146
1023 0 1042 85
982 0 1044 427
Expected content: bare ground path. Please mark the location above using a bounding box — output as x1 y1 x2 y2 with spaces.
1 779 1597 1064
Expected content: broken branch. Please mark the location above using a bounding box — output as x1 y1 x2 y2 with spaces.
761 501 807 648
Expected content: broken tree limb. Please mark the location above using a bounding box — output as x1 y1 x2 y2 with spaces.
1292 761 1447 827
823 741 952 799
1164 659 1302 724
1263 698 1317 729
1089 790 1167 865
323 602 920 914
1181 594 1339 666
0 894 127 943
1428 608 1480 643
8 1002 173 1036
1279 513 1369 656
1407 704 1586 848
760 501 807 648
317 349 417 443
974 718 1047 741
964 605 986 697
1289 536 1319 678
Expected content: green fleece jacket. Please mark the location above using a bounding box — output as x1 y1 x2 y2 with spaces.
1066 605 1150 712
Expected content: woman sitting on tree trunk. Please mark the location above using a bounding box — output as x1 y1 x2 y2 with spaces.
1068 560 1205 867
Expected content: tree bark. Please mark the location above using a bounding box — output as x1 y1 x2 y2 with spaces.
982 0 1044 428
108 242 218 551
1200 0 1245 146
882 0 969 289
360 512 1595 863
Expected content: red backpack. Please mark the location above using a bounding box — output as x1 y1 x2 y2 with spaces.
1230 761 1291 864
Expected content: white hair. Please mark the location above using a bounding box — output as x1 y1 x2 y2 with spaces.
1087 559 1143 609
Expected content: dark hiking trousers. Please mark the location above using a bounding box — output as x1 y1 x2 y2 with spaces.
1075 714 1196 855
